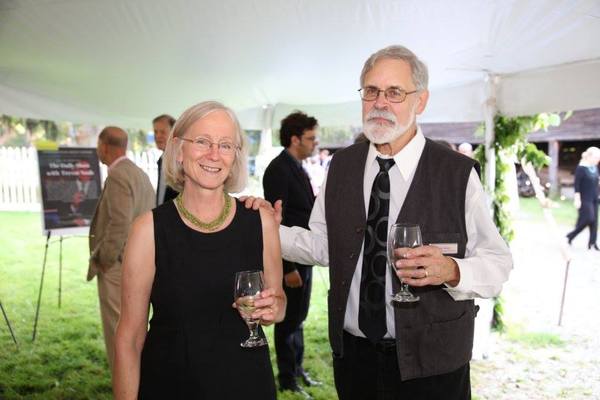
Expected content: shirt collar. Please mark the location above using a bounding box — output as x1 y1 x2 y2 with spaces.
284 148 303 169
365 125 426 180
108 155 128 172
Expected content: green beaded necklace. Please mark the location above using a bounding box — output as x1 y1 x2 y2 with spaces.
175 192 232 231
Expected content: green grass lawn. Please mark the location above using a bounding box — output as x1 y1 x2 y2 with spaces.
517 196 577 227
0 198 580 399
0 211 335 399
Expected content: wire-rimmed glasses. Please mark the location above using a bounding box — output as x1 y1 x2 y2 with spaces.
358 86 418 103
179 136 240 155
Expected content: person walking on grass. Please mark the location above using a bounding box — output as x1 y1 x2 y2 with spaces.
566 146 600 250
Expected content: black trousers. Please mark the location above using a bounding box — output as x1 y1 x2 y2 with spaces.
567 201 598 246
333 331 471 400
274 265 313 385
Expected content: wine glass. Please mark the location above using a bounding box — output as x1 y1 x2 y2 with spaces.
233 270 268 348
388 223 421 303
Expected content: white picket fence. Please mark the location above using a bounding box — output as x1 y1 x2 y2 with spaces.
0 147 160 212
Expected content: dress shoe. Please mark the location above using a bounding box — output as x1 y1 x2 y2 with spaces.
278 381 313 399
566 235 573 246
298 370 322 387
589 243 600 250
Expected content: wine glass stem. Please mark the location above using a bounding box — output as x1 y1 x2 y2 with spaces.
249 323 260 339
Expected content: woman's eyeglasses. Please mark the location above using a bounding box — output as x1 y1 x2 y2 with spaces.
179 136 239 155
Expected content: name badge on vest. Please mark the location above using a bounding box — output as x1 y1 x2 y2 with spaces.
430 242 458 254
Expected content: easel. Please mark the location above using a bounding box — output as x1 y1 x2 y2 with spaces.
32 147 100 341
31 230 84 342
1 299 18 348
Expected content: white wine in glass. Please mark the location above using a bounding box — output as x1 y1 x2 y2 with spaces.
234 270 268 348
388 223 421 303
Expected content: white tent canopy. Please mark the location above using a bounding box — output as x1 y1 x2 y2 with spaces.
1 0 599 130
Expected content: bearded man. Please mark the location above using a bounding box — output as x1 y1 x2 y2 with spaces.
277 45 513 400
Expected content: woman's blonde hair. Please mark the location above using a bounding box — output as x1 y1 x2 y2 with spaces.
582 146 600 162
163 101 248 193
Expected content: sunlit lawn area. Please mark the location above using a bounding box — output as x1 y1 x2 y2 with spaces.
517 195 576 227
0 197 579 399
0 211 333 399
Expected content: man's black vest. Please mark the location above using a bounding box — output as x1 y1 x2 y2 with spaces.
325 138 479 380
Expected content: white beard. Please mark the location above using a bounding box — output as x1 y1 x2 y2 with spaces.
363 107 416 145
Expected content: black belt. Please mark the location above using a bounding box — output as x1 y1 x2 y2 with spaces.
343 330 396 353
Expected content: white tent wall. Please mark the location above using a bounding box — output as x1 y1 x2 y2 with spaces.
1 0 600 130
245 56 600 129
271 101 363 130
421 81 487 123
0 83 147 128
499 59 600 117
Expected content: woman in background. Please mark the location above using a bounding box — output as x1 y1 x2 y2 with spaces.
566 146 600 250
113 101 285 399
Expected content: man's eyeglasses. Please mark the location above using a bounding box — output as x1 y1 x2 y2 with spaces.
179 136 239 155
358 86 418 103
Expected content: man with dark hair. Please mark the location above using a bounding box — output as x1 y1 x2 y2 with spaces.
88 126 155 373
277 45 513 399
153 114 178 205
263 111 320 398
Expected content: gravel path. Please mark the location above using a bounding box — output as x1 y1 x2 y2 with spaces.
472 214 600 399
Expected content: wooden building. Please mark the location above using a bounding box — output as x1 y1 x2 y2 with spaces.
422 108 600 197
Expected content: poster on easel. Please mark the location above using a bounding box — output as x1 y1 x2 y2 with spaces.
37 147 102 235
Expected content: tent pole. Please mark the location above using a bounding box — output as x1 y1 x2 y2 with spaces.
258 104 274 155
484 74 498 205
548 140 560 197
254 104 275 178
558 260 570 326
472 74 499 360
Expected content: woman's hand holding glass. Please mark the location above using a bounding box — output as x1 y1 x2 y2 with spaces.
234 270 267 347
233 285 281 325
247 287 280 325
233 270 284 348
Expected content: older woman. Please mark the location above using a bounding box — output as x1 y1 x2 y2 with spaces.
113 101 285 399
567 146 600 250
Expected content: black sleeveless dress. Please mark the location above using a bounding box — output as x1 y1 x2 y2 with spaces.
138 200 276 399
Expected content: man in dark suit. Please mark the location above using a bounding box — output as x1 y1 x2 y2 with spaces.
153 114 178 205
263 111 320 398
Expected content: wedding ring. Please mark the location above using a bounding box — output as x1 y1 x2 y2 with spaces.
424 269 428 278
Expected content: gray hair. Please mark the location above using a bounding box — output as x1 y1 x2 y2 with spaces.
163 101 248 193
360 45 429 90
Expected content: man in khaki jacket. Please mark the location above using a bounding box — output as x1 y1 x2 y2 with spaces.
88 126 155 372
